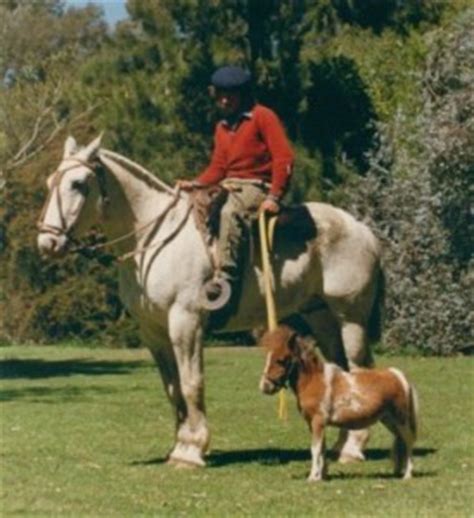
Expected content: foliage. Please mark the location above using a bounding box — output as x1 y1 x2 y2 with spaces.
345 8 474 355
2 345 473 515
1 0 472 353
0 0 106 169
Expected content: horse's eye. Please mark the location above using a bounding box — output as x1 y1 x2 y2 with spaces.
276 359 287 367
71 180 89 195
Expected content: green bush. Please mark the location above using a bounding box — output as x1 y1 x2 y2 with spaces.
344 9 474 355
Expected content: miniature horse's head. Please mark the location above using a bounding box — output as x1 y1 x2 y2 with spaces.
259 325 312 395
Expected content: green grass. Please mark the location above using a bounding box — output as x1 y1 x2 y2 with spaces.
1 346 473 517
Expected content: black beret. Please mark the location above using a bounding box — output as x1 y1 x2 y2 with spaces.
211 66 251 89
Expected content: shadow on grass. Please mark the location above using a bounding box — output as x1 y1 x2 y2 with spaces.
133 447 436 469
0 358 147 380
325 470 437 481
0 384 122 403
207 446 436 467
364 447 437 461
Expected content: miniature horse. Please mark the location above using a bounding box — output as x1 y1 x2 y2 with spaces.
259 326 418 482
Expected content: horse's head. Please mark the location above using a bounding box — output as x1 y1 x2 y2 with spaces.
37 134 105 256
259 325 301 395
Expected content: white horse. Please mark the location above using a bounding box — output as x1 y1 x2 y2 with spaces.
37 135 384 467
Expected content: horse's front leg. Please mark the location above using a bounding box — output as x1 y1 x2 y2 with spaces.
166 304 210 467
307 414 327 482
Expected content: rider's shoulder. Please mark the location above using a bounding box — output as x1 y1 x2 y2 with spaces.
253 104 281 123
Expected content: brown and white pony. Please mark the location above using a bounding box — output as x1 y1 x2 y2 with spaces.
260 326 418 481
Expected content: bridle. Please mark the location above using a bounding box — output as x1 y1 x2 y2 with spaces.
263 355 298 390
37 155 188 261
37 157 107 240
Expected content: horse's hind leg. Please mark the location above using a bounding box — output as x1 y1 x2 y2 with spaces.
382 414 414 479
340 320 374 370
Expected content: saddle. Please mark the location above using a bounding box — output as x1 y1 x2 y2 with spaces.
189 185 229 244
189 185 317 246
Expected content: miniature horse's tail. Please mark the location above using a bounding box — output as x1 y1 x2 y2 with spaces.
389 367 418 441
407 380 419 441
388 368 418 478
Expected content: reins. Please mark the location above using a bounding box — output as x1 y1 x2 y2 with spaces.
70 186 185 262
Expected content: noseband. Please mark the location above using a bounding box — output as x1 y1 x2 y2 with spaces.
37 157 108 239
264 356 298 390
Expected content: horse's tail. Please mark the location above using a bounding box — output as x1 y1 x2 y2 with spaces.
408 381 419 441
389 367 419 441
367 265 385 344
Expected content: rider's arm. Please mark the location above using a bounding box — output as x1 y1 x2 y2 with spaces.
257 107 294 200
195 125 227 186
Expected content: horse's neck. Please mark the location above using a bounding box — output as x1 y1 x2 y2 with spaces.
98 152 182 250
290 352 324 394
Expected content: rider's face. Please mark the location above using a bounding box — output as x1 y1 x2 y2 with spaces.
214 89 242 117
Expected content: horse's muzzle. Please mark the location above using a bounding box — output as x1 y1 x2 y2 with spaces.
259 376 280 395
37 232 68 257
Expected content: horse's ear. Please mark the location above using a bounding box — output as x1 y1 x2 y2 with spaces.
292 334 316 357
288 331 301 353
63 136 78 158
81 132 104 160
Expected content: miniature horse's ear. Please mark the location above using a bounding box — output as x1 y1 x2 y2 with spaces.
298 336 318 365
287 331 300 353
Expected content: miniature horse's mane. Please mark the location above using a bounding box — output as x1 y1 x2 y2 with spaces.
267 326 325 373
293 336 325 372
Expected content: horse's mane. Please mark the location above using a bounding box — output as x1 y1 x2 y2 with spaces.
99 149 176 195
294 335 325 371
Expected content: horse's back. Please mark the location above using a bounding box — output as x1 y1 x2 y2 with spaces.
304 201 380 273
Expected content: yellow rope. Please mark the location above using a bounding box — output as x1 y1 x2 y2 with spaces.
258 211 288 421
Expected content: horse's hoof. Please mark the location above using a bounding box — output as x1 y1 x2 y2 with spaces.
338 452 365 464
167 456 204 469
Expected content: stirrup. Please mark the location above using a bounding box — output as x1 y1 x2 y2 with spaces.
201 277 232 311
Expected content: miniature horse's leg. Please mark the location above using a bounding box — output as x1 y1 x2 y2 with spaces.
307 414 327 482
381 413 414 479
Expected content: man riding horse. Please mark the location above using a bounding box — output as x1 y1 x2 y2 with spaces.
178 65 294 310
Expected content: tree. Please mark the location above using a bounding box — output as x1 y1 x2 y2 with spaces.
345 8 474 354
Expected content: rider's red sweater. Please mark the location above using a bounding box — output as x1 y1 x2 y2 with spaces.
196 104 294 198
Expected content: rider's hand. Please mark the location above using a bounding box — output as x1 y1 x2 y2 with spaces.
259 197 280 214
176 179 196 191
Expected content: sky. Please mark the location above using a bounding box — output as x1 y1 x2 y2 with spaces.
64 0 129 27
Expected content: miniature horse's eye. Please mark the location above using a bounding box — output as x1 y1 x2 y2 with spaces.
71 180 89 196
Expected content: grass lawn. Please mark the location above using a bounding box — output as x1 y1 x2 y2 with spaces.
1 345 473 517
